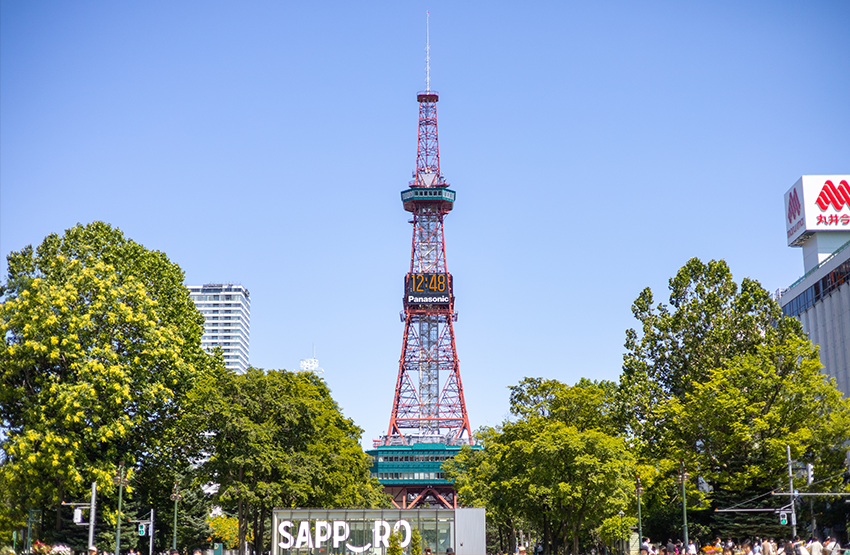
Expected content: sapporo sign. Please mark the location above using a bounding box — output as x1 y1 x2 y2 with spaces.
277 518 412 553
273 508 485 555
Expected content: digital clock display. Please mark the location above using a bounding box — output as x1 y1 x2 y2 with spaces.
406 273 453 305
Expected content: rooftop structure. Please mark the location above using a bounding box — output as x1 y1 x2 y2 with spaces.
778 175 850 397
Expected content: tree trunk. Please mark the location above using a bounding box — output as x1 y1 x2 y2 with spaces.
251 507 258 555
55 484 64 532
572 526 579 555
499 525 504 554
257 505 267 555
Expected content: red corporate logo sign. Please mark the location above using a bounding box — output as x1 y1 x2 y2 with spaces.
787 188 801 223
816 179 850 211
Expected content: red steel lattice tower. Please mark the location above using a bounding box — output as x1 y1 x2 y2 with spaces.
376 23 472 447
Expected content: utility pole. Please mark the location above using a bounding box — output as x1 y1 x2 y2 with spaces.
677 461 690 547
618 511 624 555
63 482 98 549
806 463 816 538
787 446 797 537
113 462 129 555
636 474 643 546
89 482 97 548
149 509 155 555
170 482 183 550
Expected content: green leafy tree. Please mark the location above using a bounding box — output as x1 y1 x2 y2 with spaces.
206 513 249 549
662 338 850 537
410 527 422 555
0 222 214 543
619 258 850 538
596 514 636 555
446 379 635 555
387 530 402 555
186 366 388 555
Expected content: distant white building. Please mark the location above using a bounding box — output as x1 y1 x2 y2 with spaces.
188 283 251 373
778 175 850 397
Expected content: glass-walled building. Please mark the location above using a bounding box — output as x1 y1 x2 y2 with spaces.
272 508 484 555
187 283 250 373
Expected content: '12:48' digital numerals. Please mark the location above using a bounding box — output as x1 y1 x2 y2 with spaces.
410 273 447 292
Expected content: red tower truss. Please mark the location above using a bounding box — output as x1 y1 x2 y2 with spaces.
375 85 472 447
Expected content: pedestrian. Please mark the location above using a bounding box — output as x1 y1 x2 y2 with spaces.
824 538 840 555
88 546 98 555
688 541 697 555
810 538 823 555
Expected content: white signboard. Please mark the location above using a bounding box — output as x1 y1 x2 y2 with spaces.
785 175 850 246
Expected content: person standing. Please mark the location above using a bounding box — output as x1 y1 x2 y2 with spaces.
823 538 840 555
762 540 770 555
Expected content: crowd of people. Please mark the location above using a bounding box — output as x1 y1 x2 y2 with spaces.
637 536 847 555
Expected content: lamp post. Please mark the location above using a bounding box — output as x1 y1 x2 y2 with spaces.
113 462 129 555
676 461 690 548
636 475 644 546
618 510 625 555
170 482 183 550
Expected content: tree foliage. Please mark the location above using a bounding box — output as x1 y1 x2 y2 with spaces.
446 379 635 555
186 366 388 555
620 258 850 539
0 222 214 542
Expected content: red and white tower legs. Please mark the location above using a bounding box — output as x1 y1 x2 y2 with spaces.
379 86 472 446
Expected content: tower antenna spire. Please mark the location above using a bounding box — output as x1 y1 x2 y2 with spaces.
425 11 431 92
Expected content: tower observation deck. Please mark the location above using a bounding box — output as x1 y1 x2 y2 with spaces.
367 16 479 509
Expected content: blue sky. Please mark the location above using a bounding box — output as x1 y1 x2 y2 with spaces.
2 1 849 447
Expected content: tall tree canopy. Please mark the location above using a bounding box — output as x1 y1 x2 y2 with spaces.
620 258 850 539
186 366 388 555
446 379 635 555
0 222 215 542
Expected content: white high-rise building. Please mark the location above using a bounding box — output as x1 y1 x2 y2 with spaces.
188 283 251 373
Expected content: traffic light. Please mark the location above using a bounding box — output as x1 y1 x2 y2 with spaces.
73 509 83 523
139 523 146 536
779 512 788 525
807 463 814 484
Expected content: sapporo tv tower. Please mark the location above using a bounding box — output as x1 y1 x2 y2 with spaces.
367 15 479 509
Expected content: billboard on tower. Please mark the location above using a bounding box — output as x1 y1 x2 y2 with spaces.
785 175 850 246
